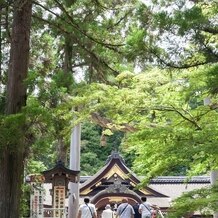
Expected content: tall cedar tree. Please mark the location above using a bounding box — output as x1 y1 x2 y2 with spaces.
0 0 32 217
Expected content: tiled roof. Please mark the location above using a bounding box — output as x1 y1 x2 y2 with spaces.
148 183 210 200
150 176 210 184
81 175 211 184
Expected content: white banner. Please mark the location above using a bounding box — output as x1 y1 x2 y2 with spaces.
30 182 44 218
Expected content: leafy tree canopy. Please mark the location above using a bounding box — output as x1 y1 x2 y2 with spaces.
69 64 218 215
1 0 218 216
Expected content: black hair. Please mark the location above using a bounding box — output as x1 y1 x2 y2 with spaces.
141 197 147 202
84 198 90 203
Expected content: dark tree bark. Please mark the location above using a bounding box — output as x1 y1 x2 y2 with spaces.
0 0 32 217
56 138 68 164
6 0 32 114
56 33 73 165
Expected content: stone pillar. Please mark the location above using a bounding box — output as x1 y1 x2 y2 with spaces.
211 170 218 218
68 124 81 218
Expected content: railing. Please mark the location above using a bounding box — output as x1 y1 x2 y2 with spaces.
44 208 67 218
23 208 68 218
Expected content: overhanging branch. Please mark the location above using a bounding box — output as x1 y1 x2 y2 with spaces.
52 0 125 49
154 106 202 130
91 112 137 132
32 14 119 76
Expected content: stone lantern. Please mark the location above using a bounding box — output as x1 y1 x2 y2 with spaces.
42 160 79 218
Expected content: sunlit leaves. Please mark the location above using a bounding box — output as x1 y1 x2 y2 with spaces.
168 185 218 218
70 65 218 184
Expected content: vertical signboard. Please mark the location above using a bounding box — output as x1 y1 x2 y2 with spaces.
29 175 44 218
30 183 44 218
53 186 65 217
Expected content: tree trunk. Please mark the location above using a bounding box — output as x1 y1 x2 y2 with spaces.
55 35 73 165
64 34 72 74
56 138 68 164
6 0 32 114
0 1 32 217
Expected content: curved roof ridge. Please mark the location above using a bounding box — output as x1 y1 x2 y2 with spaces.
105 151 140 180
80 164 108 188
81 152 130 189
80 152 169 198
105 151 125 164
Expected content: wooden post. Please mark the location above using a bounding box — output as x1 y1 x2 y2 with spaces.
69 124 81 218
211 170 218 218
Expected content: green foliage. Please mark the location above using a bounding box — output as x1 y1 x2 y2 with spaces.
125 28 147 61
71 65 218 179
26 160 47 174
206 65 218 94
80 122 123 175
22 0 142 171
0 94 6 114
173 6 206 35
22 97 57 167
20 183 31 218
69 64 218 215
134 0 218 68
52 71 75 90
2 0 218 215
0 113 25 151
167 185 218 218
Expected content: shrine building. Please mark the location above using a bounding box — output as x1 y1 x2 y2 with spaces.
41 152 211 217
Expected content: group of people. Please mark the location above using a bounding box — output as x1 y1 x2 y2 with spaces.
77 197 160 218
